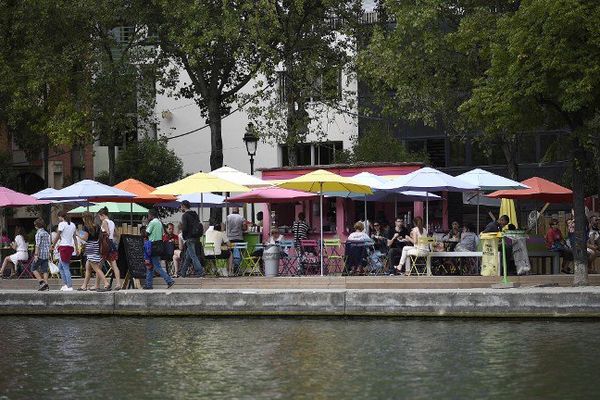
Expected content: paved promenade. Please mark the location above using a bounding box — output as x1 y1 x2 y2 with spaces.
2 285 600 318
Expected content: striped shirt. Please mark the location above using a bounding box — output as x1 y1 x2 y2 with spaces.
35 228 51 260
292 220 310 246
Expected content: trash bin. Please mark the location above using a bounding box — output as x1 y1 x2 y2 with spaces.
263 244 281 277
480 232 500 276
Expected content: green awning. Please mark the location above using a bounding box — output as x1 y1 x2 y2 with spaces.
67 202 148 215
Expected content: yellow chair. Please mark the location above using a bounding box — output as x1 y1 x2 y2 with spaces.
203 242 229 276
407 237 433 276
323 238 344 274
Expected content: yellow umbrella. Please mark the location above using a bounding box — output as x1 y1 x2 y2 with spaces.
152 172 250 221
277 169 372 275
499 198 518 229
152 172 250 195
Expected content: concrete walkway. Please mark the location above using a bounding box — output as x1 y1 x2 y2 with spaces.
2 287 600 318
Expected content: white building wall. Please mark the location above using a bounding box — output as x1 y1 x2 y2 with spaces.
155 69 358 177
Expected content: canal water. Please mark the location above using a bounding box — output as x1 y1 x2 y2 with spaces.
1 317 599 399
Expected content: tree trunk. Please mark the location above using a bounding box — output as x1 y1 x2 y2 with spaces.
208 101 224 225
42 144 51 230
501 134 519 180
108 141 116 185
572 135 589 286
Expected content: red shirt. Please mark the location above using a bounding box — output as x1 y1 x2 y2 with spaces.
545 227 563 249
163 233 179 249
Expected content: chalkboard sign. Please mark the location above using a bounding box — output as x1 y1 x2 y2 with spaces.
117 234 146 279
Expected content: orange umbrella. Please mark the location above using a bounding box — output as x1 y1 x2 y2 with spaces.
113 179 176 203
487 177 572 203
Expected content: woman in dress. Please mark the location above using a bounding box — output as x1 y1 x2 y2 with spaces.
78 212 110 291
395 216 429 275
98 208 121 289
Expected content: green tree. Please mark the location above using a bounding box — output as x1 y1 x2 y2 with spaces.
337 127 428 164
461 0 600 285
113 138 183 187
358 0 521 176
154 0 271 171
245 0 361 166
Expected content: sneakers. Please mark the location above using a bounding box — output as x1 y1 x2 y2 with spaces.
167 281 175 289
38 283 49 291
60 286 73 291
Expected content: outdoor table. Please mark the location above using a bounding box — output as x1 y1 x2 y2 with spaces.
426 251 483 276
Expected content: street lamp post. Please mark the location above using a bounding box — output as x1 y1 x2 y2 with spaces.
243 123 259 225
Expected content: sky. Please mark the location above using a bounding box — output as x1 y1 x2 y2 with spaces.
363 0 377 11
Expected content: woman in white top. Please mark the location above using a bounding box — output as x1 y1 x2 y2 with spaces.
98 208 121 289
347 221 371 242
396 216 429 275
204 224 230 258
0 226 28 278
51 211 78 290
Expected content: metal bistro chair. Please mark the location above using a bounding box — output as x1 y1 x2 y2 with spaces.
407 236 433 276
298 240 320 275
323 238 344 274
230 242 247 276
344 240 368 275
17 253 35 279
277 240 296 276
202 242 223 276
242 243 263 276
364 239 386 275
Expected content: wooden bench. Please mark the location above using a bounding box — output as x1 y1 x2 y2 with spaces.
528 250 560 274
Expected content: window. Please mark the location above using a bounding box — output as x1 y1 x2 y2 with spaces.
426 138 446 167
316 141 343 165
448 140 466 167
277 68 342 104
280 143 312 166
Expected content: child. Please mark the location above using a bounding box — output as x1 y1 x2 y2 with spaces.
141 227 153 276
32 218 50 291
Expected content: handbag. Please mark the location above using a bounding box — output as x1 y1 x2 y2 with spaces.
99 231 111 258
49 260 59 275
151 240 165 257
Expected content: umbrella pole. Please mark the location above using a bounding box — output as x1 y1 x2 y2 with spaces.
477 190 480 233
130 202 133 227
426 193 429 232
320 183 324 277
364 195 369 236
394 196 398 219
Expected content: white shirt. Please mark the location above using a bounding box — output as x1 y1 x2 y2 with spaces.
58 221 76 248
14 235 27 252
204 226 229 256
267 234 284 244
102 218 116 240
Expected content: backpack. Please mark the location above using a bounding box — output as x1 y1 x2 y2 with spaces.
190 212 204 238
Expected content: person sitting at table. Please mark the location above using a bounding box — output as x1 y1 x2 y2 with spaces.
545 218 572 273
0 226 28 278
346 221 370 275
348 221 370 242
443 221 461 241
204 223 232 274
395 216 429 275
387 218 410 274
0 230 11 246
455 224 479 252
370 222 388 253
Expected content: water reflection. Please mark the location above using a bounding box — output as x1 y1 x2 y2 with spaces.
1 317 599 399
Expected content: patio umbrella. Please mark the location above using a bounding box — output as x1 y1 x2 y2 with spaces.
499 198 519 229
208 166 270 188
68 202 149 215
457 168 529 231
0 187 49 231
226 187 318 203
385 167 479 229
36 179 136 201
110 178 177 225
159 193 243 209
277 169 371 275
32 188 89 206
153 172 250 221
487 177 573 203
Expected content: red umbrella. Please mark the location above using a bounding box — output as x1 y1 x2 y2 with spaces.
226 186 317 203
487 177 572 203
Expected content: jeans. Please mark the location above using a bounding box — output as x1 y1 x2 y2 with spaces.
146 256 174 288
58 259 72 287
180 239 204 277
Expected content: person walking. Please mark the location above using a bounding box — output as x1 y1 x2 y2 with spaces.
51 211 77 291
180 200 204 277
78 212 111 291
32 218 50 291
145 209 175 289
98 208 121 289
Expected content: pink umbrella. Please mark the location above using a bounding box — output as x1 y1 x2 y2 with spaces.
226 186 317 203
0 187 48 207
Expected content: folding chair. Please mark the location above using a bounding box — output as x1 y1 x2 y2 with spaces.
242 244 263 276
299 240 320 275
278 240 296 276
407 237 433 276
202 243 221 276
364 239 385 275
230 242 247 276
323 238 344 274
344 240 368 275
17 254 35 279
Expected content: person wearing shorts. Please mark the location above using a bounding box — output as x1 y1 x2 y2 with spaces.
0 226 28 278
51 211 77 291
32 218 50 291
98 207 121 289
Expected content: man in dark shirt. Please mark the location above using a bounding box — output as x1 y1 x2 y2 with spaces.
386 218 410 273
482 215 510 233
180 200 204 277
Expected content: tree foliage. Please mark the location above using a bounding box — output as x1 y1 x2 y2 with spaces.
102 138 184 188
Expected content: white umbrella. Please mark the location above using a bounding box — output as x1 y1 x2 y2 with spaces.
208 166 270 188
32 188 89 205
385 167 479 229
457 168 529 231
35 180 136 201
